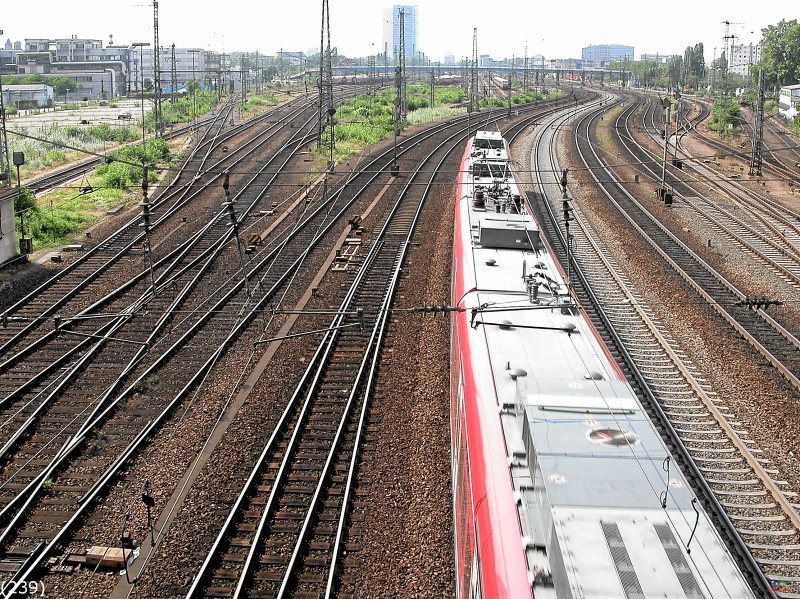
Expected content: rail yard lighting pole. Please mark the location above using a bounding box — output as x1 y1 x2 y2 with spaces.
188 49 201 125
0 44 10 187
327 107 336 169
133 43 150 150
104 68 114 100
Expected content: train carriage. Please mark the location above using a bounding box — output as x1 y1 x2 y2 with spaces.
450 130 756 598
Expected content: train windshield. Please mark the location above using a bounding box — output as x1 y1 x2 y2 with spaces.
473 162 508 179
474 138 503 150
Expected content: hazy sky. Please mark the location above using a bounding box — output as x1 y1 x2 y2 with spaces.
1 1 792 63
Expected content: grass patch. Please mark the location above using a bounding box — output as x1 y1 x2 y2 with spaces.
19 181 122 251
242 95 278 112
7 122 142 178
315 85 470 164
708 98 741 137
144 90 218 132
19 137 172 251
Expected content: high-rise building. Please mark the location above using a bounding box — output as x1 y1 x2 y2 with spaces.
383 5 418 62
729 42 761 77
581 44 634 66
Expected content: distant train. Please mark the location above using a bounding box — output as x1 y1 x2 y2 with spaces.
450 130 756 598
492 76 510 90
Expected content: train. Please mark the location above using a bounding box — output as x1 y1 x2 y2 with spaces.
493 76 510 90
449 130 756 598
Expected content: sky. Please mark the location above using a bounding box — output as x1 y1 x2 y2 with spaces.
0 1 793 63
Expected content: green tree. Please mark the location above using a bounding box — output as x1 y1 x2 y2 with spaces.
709 98 740 134
683 43 706 91
758 19 800 89
49 77 78 101
185 78 200 95
668 55 683 90
14 186 37 215
22 74 46 84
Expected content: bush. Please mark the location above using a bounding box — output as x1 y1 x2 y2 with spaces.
14 186 37 213
5 106 16 115
95 138 170 189
85 124 139 143
42 150 67 167
435 87 468 104
708 98 740 134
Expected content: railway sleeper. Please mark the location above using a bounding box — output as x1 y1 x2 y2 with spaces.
204 587 235 598
253 571 282 582
705 478 760 485
685 445 739 453
713 488 768 496
259 554 290 565
211 569 239 580
722 502 778 509
271 523 301 533
749 544 800 551
737 528 797 537
728 514 787 522
300 557 328 568
756 558 800 567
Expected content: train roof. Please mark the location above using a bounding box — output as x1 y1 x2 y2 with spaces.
452 131 755 598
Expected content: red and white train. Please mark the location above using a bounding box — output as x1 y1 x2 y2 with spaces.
450 130 756 598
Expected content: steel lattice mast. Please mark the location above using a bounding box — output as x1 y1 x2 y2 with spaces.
749 69 765 177
317 0 333 148
469 28 478 112
399 8 406 120
153 0 163 136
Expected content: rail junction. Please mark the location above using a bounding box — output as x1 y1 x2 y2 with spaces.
0 81 799 597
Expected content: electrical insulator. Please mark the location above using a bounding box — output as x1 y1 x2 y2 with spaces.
221 170 237 226
560 168 568 194
140 200 153 228
141 166 149 192
526 278 539 304
563 200 573 222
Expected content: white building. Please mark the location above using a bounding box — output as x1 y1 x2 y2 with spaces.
778 83 800 121
0 188 16 264
730 42 761 78
581 44 633 67
136 47 210 93
2 84 53 109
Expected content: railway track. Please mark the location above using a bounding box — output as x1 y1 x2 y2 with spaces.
0 87 587 596
183 94 597 599
515 90 800 596
599 96 800 393
0 90 362 591
627 95 800 295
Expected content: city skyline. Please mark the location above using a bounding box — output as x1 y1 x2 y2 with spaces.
1 1 793 65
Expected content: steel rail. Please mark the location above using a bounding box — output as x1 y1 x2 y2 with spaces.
524 93 774 596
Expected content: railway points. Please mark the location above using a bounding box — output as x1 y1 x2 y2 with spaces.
0 81 798 598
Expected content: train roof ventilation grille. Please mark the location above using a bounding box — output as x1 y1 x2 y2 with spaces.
654 523 706 599
601 521 644 599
